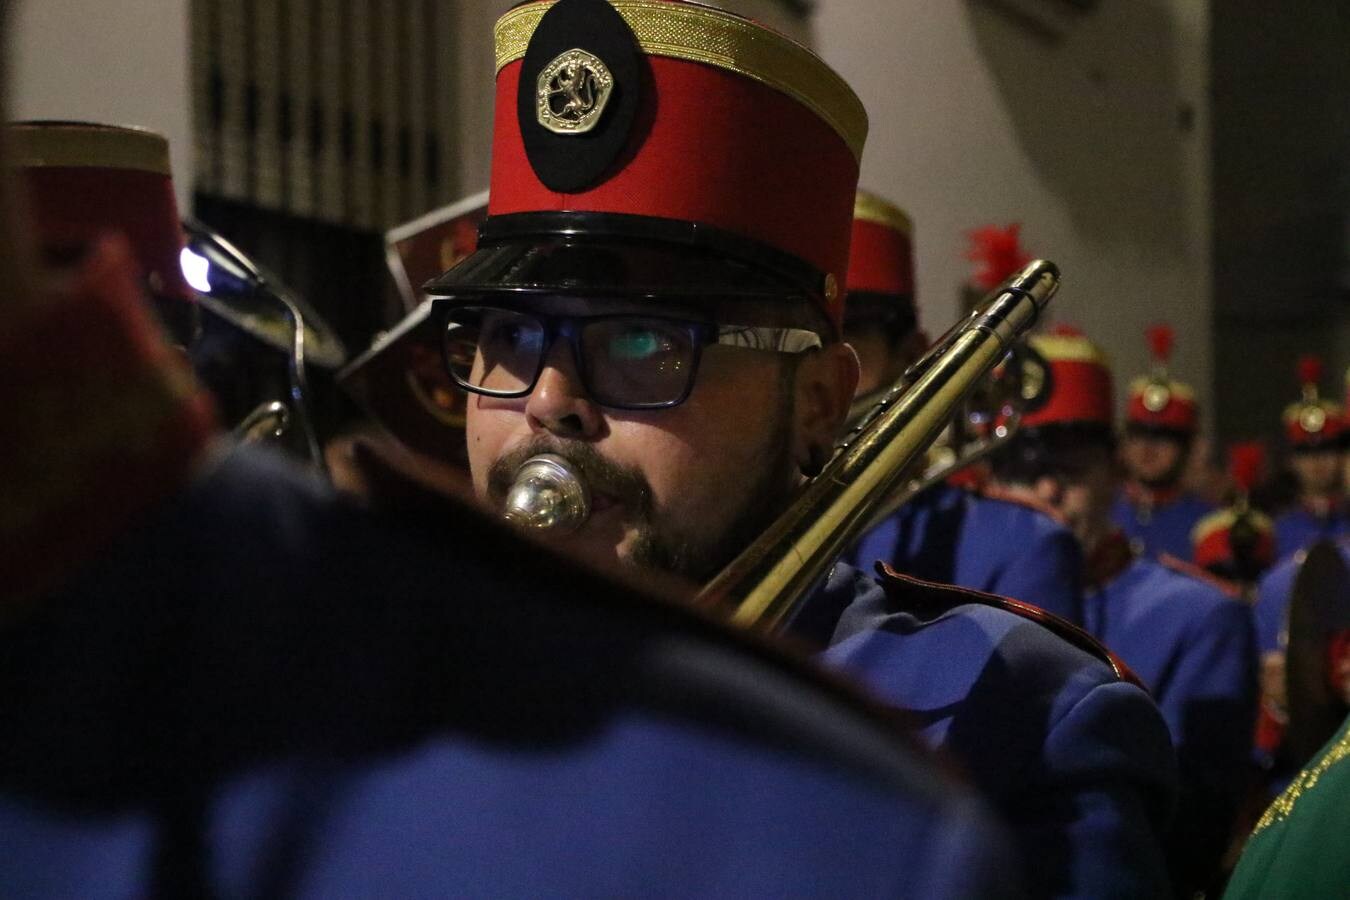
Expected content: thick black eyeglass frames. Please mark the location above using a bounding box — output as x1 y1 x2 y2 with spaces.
441 304 824 410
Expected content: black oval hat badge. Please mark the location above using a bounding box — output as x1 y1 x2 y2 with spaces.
517 0 643 194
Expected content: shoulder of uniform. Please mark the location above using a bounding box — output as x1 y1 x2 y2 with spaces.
1182 493 1217 513
873 562 1146 690
1156 552 1243 599
972 484 1069 526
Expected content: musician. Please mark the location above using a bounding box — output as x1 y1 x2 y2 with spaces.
988 328 1258 896
840 192 926 402
1272 356 1347 559
1111 324 1215 561
0 91 1015 900
402 2 1178 897
1191 442 1276 588
842 192 1084 623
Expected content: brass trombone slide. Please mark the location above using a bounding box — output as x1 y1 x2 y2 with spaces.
696 260 1060 633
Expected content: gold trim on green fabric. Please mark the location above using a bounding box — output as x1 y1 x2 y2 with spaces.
1252 726 1350 836
495 0 867 161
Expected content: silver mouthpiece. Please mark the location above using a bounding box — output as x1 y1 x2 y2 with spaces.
502 454 591 534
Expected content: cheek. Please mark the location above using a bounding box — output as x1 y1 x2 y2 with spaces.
465 399 523 494
630 368 784 516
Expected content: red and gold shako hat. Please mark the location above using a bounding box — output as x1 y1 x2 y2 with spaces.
424 0 868 331
1192 442 1274 576
1283 355 1345 449
9 122 192 307
1020 326 1114 432
847 191 913 299
1192 507 1275 575
844 190 916 334
1125 324 1198 435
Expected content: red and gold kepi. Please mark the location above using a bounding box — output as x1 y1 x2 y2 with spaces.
9 122 194 331
847 190 914 300
1125 323 1198 435
423 0 868 332
1283 355 1344 450
9 122 186 289
1191 441 1275 580
1020 326 1114 433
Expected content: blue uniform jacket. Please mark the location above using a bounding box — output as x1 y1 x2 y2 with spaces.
848 482 1084 624
1273 504 1350 561
1254 540 1350 655
1255 551 1300 655
0 446 1016 899
1111 489 1214 562
794 564 1178 900
1086 555 1258 894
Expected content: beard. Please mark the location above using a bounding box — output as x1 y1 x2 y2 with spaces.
486 396 799 583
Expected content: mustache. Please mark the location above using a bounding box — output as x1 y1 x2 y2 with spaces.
487 437 653 519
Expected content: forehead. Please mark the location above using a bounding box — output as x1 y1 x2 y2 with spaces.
490 294 711 320
1125 431 1184 448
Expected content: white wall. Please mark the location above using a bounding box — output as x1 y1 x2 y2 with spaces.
8 0 193 212
816 0 1214 423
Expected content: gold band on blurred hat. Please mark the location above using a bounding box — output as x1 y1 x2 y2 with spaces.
853 190 913 236
8 122 170 175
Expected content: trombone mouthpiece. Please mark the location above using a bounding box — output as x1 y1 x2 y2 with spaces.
502 454 591 534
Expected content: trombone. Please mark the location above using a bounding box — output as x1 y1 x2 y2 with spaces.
695 260 1059 632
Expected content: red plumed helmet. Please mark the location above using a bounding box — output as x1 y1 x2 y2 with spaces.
966 224 1030 292
1127 323 1197 434
1145 324 1174 365
1227 441 1266 495
1284 354 1343 447
1297 355 1324 391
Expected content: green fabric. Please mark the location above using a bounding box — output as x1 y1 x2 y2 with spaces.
1225 712 1350 899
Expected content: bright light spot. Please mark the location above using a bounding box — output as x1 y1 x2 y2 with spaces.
180 247 212 293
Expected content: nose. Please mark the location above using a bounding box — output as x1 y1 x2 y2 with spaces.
524 338 606 440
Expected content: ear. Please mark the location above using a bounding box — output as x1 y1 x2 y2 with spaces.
791 342 860 475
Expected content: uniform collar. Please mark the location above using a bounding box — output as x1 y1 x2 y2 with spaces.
1085 529 1137 591
1125 479 1183 509
1299 493 1346 521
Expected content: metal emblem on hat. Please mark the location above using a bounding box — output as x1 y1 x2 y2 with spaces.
537 49 614 135
1143 381 1171 413
1021 354 1048 405
1300 405 1327 434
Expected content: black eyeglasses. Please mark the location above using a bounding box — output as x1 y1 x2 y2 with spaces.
440 305 823 410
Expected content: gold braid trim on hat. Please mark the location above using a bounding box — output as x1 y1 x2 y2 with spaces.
1128 375 1195 402
495 0 868 162
8 122 171 175
853 190 913 236
1282 398 1343 424
1190 507 1273 546
1030 333 1112 367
